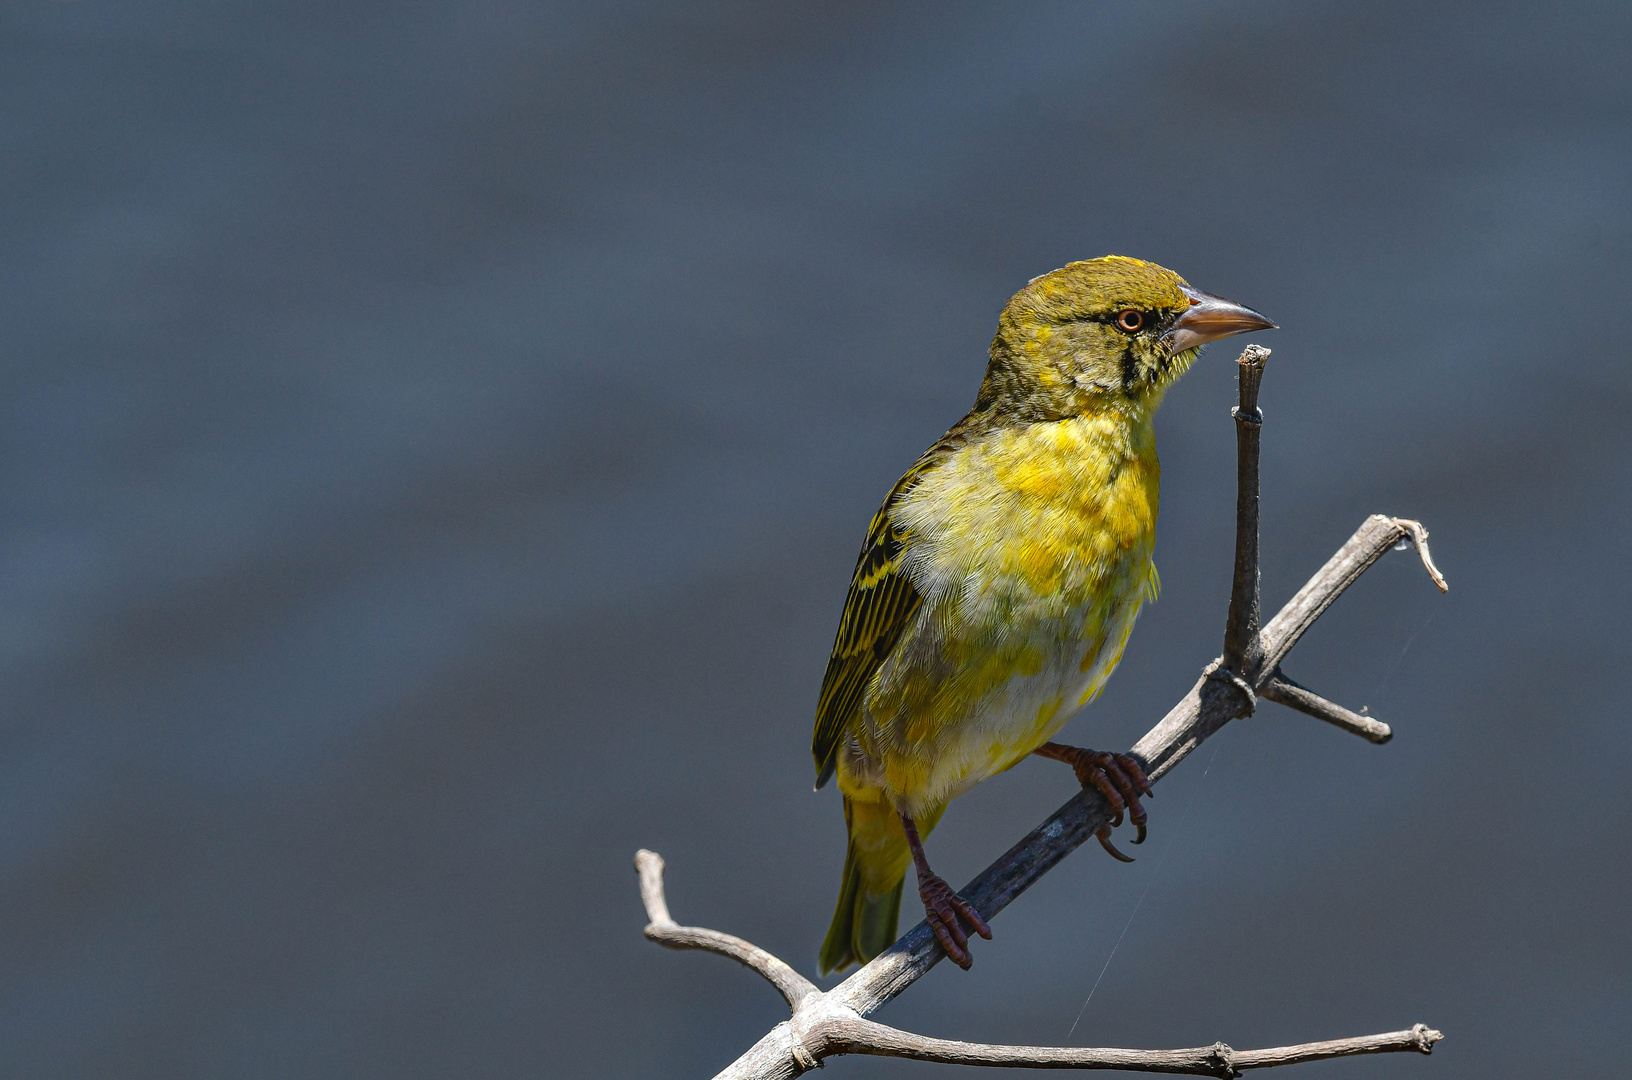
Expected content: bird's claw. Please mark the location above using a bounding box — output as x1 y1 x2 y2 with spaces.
918 871 991 969
1043 744 1151 857
1096 824 1135 863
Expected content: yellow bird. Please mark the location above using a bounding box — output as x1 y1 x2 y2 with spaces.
813 256 1273 973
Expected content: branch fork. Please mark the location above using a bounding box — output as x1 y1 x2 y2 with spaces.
638 344 1449 1077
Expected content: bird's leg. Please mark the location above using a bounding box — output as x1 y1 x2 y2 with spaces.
900 812 991 970
1033 742 1153 860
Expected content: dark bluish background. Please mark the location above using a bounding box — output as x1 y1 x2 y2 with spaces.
1 2 1627 1077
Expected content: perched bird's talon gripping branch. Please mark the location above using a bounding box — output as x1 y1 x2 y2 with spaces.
636 337 1447 1078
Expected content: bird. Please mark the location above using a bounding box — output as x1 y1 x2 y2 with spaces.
812 256 1273 974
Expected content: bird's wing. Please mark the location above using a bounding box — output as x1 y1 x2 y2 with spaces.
812 445 952 788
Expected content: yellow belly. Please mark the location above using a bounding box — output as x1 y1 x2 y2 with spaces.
837 412 1161 816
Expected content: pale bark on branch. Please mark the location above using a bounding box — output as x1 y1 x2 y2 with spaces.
637 344 1449 1077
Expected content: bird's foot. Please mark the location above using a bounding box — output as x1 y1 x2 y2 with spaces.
1035 743 1152 860
917 871 991 969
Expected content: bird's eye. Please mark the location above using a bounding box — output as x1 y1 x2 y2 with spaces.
1115 309 1144 333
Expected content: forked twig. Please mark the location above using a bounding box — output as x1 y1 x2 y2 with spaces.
638 850 818 1010
639 345 1448 1077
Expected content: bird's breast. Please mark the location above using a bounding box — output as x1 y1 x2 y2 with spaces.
897 413 1160 613
852 414 1161 810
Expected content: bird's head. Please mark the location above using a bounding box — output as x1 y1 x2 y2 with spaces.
977 256 1274 420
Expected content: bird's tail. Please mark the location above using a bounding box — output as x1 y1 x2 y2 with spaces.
818 794 944 975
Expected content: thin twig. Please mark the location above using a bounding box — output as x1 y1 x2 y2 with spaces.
1231 1025 1443 1071
1261 670 1392 743
636 850 818 1010
1397 519 1449 593
826 1015 1442 1075
1222 344 1269 678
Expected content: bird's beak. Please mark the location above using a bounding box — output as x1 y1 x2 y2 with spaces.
1163 286 1276 354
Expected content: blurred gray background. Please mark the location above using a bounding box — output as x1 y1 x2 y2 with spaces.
1 2 1627 1077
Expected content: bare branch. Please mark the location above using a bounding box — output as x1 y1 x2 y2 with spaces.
635 849 818 1010
1257 515 1447 678
1261 670 1392 743
1222 344 1269 677
825 1015 1442 1075
1232 1024 1444 1071
1397 518 1449 593
637 851 1442 1078
812 514 1441 1030
644 345 1450 1078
